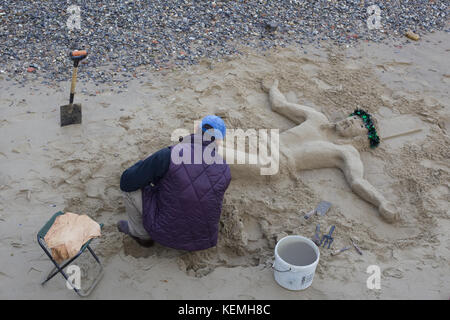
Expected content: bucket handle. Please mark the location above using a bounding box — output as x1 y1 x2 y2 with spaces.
272 264 291 273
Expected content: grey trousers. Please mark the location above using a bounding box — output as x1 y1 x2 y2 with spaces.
122 190 152 240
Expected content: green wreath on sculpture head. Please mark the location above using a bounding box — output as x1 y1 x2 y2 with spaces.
349 109 380 148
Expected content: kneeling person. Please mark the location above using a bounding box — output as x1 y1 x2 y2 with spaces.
118 115 231 250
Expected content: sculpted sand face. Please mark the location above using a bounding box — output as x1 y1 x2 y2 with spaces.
335 116 367 138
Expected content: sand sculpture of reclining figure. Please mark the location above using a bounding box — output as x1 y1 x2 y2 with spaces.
221 80 398 223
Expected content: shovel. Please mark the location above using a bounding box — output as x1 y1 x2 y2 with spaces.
60 50 88 126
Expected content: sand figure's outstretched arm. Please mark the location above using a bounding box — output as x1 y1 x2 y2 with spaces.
264 79 328 124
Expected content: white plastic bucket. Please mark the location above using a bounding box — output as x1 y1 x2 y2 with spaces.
273 235 320 291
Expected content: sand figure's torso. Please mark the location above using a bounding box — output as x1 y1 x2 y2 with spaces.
278 111 353 172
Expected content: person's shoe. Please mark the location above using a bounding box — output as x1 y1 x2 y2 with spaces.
117 220 131 234
117 220 154 248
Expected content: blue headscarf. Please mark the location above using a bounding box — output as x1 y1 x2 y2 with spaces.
201 115 226 140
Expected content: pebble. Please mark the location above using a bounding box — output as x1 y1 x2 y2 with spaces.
0 0 447 86
405 30 420 41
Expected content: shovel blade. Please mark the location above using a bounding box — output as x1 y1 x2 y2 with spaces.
60 103 82 126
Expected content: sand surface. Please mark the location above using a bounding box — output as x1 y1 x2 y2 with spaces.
0 31 449 299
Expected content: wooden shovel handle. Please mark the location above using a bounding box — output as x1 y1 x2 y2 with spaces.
70 67 78 95
68 50 87 104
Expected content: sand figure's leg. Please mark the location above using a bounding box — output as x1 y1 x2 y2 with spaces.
339 146 398 222
283 138 398 222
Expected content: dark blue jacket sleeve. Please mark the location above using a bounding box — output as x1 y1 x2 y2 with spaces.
120 147 171 192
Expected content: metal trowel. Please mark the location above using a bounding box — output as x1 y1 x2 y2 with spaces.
304 200 332 219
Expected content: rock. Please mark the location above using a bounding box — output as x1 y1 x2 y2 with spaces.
265 21 278 32
405 31 420 41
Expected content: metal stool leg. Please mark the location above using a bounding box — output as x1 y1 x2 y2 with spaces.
41 250 83 285
77 245 104 297
87 245 101 264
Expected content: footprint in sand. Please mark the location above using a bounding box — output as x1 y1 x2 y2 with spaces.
118 115 133 131
382 267 404 279
123 237 153 259
11 142 31 154
15 99 27 107
0 119 10 128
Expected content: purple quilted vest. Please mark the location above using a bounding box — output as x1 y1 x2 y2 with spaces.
142 134 231 251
